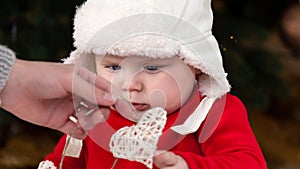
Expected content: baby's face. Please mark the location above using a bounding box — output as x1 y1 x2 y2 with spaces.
96 55 197 115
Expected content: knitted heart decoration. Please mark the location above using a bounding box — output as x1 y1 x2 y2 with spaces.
109 107 167 169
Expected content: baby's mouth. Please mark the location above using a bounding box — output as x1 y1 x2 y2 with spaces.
131 103 150 112
112 98 151 121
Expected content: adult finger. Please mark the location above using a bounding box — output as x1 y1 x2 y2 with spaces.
77 66 111 91
77 107 110 131
74 66 114 106
56 118 87 140
46 96 87 139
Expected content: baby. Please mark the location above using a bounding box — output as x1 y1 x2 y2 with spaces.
40 0 267 168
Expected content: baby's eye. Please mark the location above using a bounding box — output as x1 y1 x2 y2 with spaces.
111 65 121 70
144 65 159 73
106 65 121 71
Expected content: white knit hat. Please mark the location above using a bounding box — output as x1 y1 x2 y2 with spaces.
66 0 231 135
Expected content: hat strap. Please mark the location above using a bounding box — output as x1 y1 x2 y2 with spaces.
171 97 217 135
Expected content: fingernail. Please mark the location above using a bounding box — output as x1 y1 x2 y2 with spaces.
103 93 114 103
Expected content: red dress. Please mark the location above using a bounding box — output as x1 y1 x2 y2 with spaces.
44 92 267 169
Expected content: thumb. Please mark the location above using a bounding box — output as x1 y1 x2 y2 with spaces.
153 150 178 168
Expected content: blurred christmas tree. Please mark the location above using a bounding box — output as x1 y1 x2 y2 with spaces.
0 0 85 61
213 0 296 111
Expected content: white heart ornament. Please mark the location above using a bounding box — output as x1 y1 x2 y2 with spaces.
109 107 167 169
37 160 56 169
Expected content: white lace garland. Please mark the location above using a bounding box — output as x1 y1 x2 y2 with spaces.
109 107 167 169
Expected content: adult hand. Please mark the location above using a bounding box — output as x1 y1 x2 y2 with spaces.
1 59 113 139
154 151 189 169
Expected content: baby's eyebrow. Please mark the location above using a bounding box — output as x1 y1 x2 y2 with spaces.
99 56 124 64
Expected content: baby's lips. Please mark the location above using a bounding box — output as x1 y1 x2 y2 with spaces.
131 103 150 111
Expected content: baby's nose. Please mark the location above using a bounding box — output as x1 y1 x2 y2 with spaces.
121 73 143 92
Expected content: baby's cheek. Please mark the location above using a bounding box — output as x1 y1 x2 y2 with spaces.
165 94 182 114
149 89 167 109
